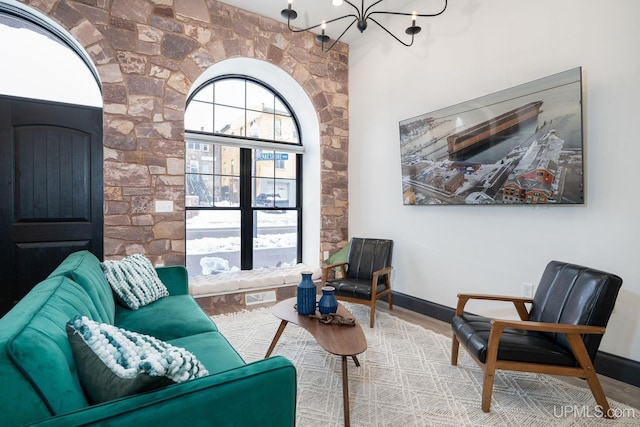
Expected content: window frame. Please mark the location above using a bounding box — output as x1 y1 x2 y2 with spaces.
185 76 303 271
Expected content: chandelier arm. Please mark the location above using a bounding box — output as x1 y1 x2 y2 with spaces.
324 13 359 27
362 0 384 18
286 13 359 34
342 0 368 20
368 17 414 47
322 18 359 52
286 19 309 34
366 0 447 19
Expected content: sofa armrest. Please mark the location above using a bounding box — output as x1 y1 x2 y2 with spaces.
29 356 296 427
155 265 189 296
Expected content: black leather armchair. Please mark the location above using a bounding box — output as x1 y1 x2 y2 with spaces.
322 238 393 328
451 261 622 417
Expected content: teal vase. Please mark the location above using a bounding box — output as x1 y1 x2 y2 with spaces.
296 271 316 315
318 286 338 315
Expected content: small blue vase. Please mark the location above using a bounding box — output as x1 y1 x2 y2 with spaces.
318 286 338 315
296 271 316 315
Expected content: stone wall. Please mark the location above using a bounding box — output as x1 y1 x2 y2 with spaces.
23 0 349 265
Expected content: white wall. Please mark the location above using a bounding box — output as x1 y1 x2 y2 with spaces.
348 0 640 362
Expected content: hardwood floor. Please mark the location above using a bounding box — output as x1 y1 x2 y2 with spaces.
204 297 640 411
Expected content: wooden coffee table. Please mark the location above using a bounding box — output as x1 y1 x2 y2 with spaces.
265 297 367 427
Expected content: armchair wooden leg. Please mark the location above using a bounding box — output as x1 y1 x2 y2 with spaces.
566 334 614 418
387 292 393 310
482 325 502 413
369 301 376 328
451 335 460 366
481 366 497 413
584 371 613 418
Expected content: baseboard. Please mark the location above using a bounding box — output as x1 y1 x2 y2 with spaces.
392 291 456 324
593 351 640 388
392 291 640 388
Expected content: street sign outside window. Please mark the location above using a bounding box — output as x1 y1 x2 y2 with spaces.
256 153 289 161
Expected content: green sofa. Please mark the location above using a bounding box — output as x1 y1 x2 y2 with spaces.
0 250 296 426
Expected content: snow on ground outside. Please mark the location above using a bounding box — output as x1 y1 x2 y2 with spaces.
186 203 297 254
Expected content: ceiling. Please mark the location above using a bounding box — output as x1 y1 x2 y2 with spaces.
218 0 423 44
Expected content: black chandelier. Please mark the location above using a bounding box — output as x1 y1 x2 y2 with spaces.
281 0 448 52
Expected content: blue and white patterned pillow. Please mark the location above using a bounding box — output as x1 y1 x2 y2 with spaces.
67 315 209 403
101 254 169 310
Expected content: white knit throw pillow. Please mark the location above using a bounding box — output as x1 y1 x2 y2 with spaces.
101 254 169 310
67 315 208 403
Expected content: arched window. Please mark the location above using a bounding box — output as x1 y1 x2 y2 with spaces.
0 2 101 106
185 76 303 276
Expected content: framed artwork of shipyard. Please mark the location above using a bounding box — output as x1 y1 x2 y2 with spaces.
399 67 584 205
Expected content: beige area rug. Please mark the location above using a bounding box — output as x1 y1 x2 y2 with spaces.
211 304 637 426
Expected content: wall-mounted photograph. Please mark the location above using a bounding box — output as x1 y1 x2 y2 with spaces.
399 67 584 205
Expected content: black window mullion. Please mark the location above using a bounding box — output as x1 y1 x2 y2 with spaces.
272 93 276 141
296 153 302 262
243 80 247 137
211 83 215 132
239 148 253 270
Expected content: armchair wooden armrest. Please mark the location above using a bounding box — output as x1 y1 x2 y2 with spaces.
373 265 394 278
324 261 348 270
321 262 348 282
489 319 606 335
371 266 394 295
456 293 534 320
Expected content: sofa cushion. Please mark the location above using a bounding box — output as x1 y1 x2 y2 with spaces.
5 277 95 415
102 254 169 310
115 295 218 341
168 331 246 375
48 250 116 324
67 316 209 404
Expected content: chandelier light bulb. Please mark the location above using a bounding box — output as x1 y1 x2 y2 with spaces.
332 0 343 6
